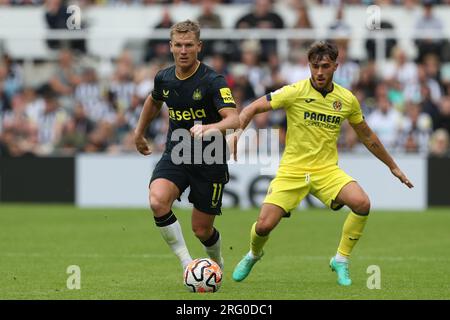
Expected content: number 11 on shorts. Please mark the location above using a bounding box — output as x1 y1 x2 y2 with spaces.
212 183 223 207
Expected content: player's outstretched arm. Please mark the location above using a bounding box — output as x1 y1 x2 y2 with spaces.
226 95 273 160
239 96 273 131
134 96 163 156
351 120 414 189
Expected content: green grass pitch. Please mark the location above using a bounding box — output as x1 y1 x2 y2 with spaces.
1 204 449 300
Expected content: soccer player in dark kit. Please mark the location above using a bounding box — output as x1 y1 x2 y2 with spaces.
134 20 239 273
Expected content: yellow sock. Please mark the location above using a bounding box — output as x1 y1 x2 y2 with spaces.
337 211 368 257
250 222 268 257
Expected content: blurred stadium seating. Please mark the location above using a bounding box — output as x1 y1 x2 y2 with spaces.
1 1 450 158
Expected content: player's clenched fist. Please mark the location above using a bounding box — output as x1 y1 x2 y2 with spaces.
134 134 152 155
190 124 218 139
190 124 204 139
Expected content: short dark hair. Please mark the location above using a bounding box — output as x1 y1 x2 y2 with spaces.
307 41 339 63
170 20 201 41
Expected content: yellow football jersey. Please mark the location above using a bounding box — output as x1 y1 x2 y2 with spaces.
269 79 363 171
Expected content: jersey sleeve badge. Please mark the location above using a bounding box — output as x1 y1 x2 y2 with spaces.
219 88 235 104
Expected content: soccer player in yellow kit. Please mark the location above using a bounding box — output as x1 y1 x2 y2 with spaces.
231 41 413 286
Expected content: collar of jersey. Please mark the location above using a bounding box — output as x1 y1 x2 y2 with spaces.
309 78 334 98
175 61 201 80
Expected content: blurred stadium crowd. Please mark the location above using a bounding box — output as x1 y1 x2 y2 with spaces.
3 1 450 6
1 0 450 157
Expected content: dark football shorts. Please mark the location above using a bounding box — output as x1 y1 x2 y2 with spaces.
150 154 229 215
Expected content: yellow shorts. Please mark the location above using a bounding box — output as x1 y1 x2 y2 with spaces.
263 165 355 213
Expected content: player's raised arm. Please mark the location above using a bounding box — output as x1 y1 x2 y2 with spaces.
238 95 273 131
226 95 273 160
350 120 414 188
134 95 163 156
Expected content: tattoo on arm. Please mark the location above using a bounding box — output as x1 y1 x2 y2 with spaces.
361 125 372 138
369 141 380 150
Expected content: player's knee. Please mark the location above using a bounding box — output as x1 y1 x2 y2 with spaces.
354 196 371 215
149 193 171 215
192 225 211 241
255 219 275 236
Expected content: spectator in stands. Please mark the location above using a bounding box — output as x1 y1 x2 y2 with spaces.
44 0 86 53
263 53 286 95
1 54 23 99
107 130 136 154
366 95 403 151
0 83 11 121
141 104 168 154
423 53 442 83
417 62 442 104
441 63 450 96
123 93 143 131
74 67 103 114
398 101 432 153
55 117 87 155
234 0 284 61
414 0 446 63
2 92 28 133
235 110 271 156
109 50 136 111
83 121 113 153
365 20 397 61
0 128 35 157
333 41 360 89
33 90 67 155
338 121 362 152
226 0 254 3
49 49 83 97
382 46 418 103
420 82 441 130
72 101 95 137
196 0 224 58
134 65 155 100
207 53 235 88
238 39 269 97
144 7 174 62
112 92 141 144
352 84 372 117
429 128 450 157
230 64 257 106
24 87 45 123
354 62 377 104
328 4 351 41
1 92 37 157
435 95 450 133
197 0 222 28
280 48 310 85
290 2 315 51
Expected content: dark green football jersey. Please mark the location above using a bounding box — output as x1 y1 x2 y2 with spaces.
152 62 236 165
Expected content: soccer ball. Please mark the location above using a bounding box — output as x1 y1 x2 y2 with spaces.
183 258 223 293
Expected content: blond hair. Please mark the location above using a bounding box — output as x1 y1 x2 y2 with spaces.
170 20 201 41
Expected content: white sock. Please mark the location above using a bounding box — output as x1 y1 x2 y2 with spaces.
248 250 261 260
204 234 223 268
335 252 349 263
159 220 192 269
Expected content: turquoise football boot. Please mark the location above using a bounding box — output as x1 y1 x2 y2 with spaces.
232 251 263 282
329 257 352 286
